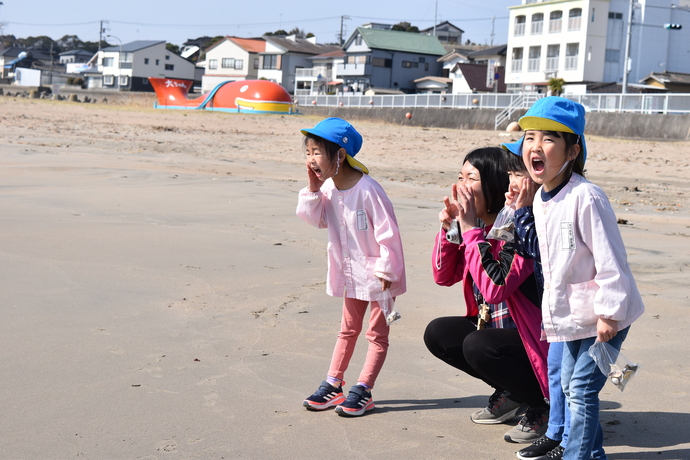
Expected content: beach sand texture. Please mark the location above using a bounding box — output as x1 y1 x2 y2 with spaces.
1 98 689 459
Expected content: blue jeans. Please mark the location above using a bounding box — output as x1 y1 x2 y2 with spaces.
561 327 629 460
546 341 570 446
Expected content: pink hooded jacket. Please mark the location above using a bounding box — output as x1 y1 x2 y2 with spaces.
433 226 549 399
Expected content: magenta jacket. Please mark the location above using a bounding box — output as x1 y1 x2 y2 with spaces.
433 226 549 399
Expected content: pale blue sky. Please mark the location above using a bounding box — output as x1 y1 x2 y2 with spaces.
1 0 518 47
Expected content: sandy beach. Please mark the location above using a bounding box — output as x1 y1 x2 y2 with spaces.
1 97 689 460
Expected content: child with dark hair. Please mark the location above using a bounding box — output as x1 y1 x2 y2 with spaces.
424 147 550 444
297 118 406 417
513 97 644 460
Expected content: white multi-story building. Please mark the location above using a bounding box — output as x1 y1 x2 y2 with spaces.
505 0 690 93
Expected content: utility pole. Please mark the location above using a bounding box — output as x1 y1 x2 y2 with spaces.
98 20 109 51
622 0 634 94
433 0 438 36
339 15 350 47
491 15 495 46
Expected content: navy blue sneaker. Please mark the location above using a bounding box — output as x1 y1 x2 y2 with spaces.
303 381 345 410
335 385 375 417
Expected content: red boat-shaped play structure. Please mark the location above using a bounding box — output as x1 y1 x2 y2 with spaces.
149 77 295 114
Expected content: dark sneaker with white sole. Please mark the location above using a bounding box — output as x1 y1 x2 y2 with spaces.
335 385 375 416
303 380 345 410
517 436 561 459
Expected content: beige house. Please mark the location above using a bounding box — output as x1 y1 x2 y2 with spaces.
202 37 265 93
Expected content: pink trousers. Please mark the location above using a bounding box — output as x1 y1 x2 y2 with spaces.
328 296 390 388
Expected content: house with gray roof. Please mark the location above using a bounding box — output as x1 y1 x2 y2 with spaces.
338 27 446 93
257 35 340 93
84 40 195 91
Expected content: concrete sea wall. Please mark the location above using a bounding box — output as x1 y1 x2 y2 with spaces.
298 106 690 141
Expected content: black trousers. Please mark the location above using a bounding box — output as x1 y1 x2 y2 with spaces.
423 316 546 408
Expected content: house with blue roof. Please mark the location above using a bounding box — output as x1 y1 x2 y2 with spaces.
84 40 196 91
338 27 447 93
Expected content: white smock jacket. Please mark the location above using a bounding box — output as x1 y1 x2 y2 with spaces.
534 173 644 342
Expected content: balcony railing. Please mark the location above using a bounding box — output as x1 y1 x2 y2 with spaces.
568 16 582 31
549 19 562 33
119 62 132 69
336 63 372 77
546 57 559 71
565 55 578 70
511 59 523 72
528 58 541 72
295 67 330 78
514 23 525 36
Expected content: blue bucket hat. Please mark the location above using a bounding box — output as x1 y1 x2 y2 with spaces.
518 96 587 164
301 117 368 174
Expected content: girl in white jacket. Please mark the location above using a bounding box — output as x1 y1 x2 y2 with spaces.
516 97 644 460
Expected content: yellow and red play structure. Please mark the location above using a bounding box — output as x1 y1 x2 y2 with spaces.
149 77 295 114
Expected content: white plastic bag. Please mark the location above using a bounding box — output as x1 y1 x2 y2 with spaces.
368 281 401 326
486 205 515 242
588 341 640 392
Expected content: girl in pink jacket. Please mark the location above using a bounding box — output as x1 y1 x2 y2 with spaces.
425 147 549 445
296 118 406 417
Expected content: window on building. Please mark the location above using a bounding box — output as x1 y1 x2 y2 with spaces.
262 54 279 69
209 59 218 70
165 55 170 60
103 75 114 85
121 52 133 63
222 58 235 68
372 57 392 67
511 47 523 72
531 13 544 35
569 8 582 30
144 58 149 65
103 57 114 67
515 15 526 36
565 43 579 70
546 44 560 71
234 59 243 70
608 12 623 20
254 58 259 69
550 11 563 33
605 49 620 62
119 75 129 86
419 57 426 63
143 78 149 85
155 59 160 65
528 46 541 72
165 64 174 71
355 34 362 46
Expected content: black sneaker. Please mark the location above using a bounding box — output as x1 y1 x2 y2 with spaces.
471 389 525 425
504 406 549 443
545 445 565 459
517 436 561 459
334 385 375 416
303 380 345 410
